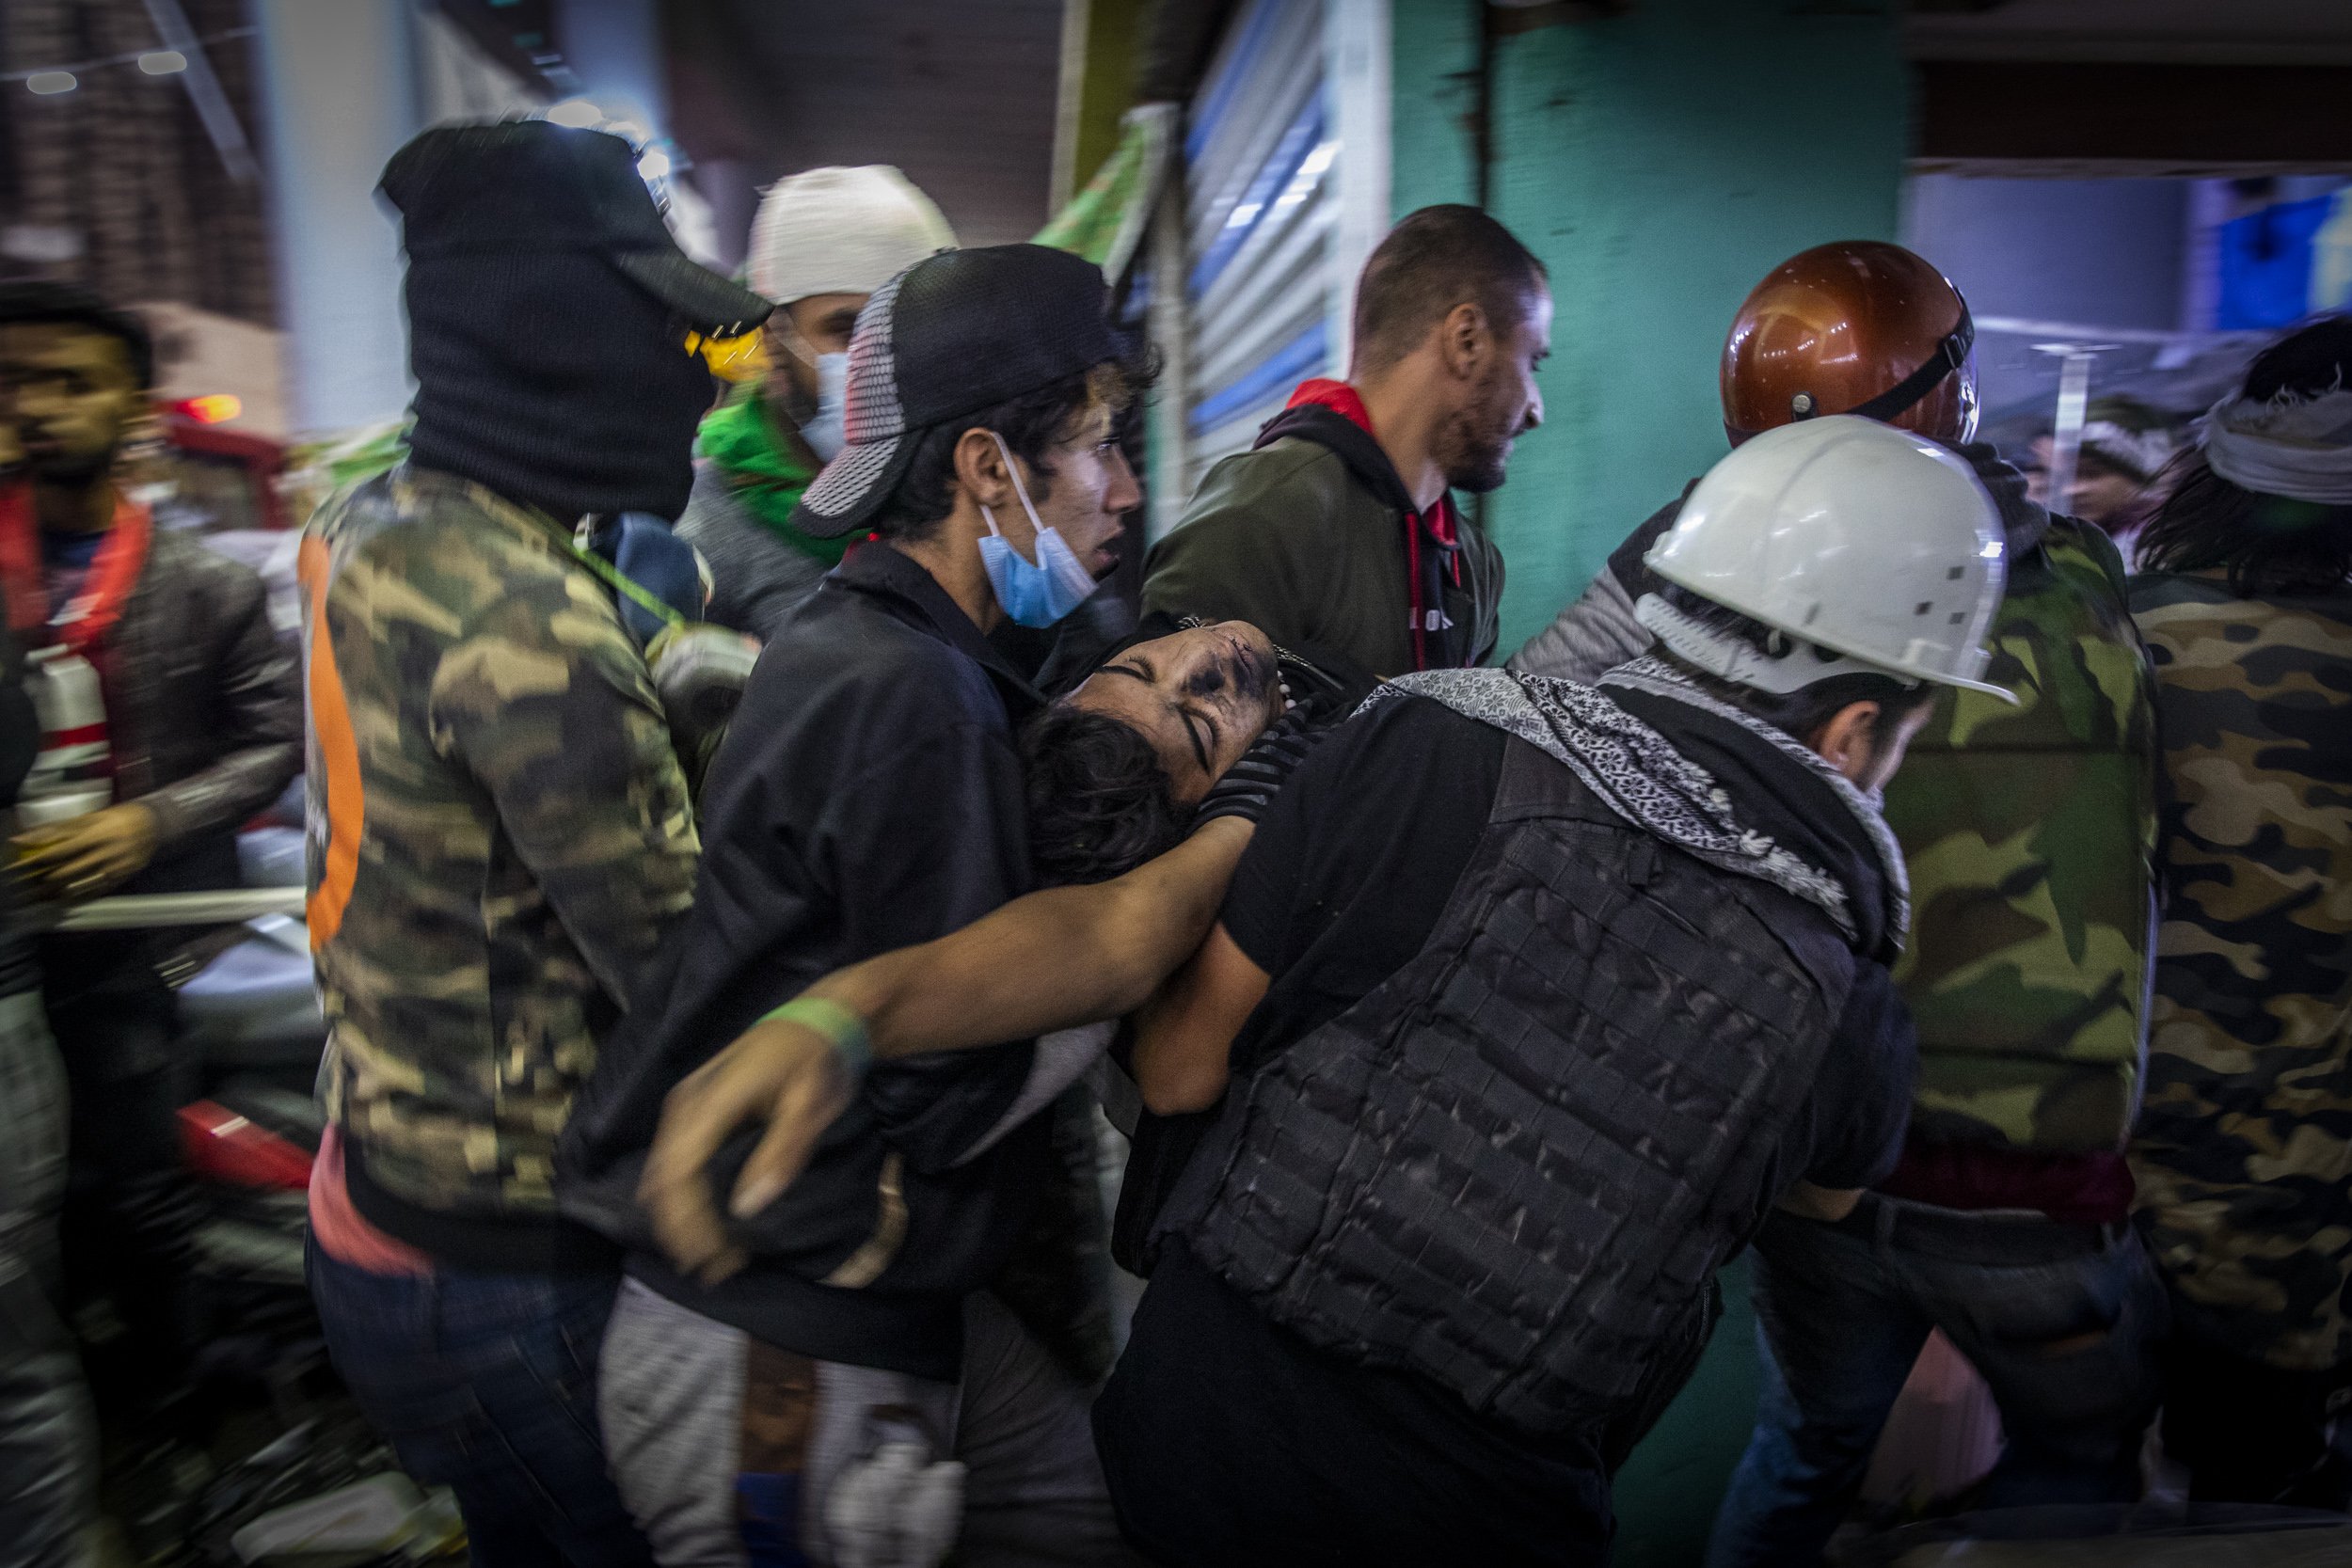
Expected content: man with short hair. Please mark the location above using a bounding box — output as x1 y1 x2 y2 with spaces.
685 166 958 641
0 280 298 1454
1140 203 1549 686
563 244 1149 1567
300 120 771 1564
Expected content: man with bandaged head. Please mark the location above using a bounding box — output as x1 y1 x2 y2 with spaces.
2130 317 2352 1509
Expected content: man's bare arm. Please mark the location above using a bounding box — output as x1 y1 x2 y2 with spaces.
1130 922 1269 1115
640 817 1254 1282
816 816 1253 1057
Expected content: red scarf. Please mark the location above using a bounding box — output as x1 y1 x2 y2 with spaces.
0 483 149 816
1281 379 1461 671
0 482 152 656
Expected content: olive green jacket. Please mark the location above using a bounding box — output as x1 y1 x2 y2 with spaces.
1141 434 1503 685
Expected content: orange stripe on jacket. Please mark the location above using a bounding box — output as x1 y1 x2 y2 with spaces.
299 536 363 949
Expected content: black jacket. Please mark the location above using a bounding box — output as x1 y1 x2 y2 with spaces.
562 544 1053 1379
107 527 302 895
25 527 298 1013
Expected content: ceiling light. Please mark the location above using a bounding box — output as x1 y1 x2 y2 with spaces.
25 71 76 95
138 52 188 75
638 148 671 179
546 98 601 129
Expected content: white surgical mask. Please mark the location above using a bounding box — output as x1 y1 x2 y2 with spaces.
776 318 850 462
977 432 1100 628
801 351 848 462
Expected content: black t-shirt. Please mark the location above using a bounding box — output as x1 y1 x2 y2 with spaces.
1219 695 1508 1054
1097 694 1915 1565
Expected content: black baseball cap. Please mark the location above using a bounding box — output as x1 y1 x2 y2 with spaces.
379 120 771 340
790 244 1120 539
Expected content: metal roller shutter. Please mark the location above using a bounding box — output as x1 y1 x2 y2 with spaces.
1142 0 1387 538
1180 0 1343 491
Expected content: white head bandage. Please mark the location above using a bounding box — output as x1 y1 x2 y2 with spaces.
2079 420 2177 482
2201 388 2352 505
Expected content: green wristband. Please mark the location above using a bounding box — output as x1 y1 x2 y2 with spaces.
762 996 873 1078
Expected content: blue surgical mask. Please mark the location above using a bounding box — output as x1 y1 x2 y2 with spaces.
798 351 848 462
977 432 1100 628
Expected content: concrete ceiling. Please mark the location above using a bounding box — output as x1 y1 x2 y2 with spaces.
664 0 1066 264
1907 0 2352 65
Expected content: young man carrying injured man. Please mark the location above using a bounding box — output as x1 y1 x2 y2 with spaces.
561 244 1152 1568
628 417 2013 1564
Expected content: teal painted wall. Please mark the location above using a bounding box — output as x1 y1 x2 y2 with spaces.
1614 1259 1762 1566
1385 7 1908 1557
1390 0 1910 658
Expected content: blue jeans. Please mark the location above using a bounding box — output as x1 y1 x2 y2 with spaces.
1707 1196 2166 1568
307 1241 654 1568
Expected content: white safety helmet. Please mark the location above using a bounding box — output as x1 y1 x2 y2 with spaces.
1638 415 2013 703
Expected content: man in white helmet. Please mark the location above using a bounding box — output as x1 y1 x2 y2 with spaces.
619 417 2011 1566
682 166 956 640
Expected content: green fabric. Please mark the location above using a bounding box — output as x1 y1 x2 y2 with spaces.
694 388 850 566
1032 104 1172 278
1880 517 2160 1153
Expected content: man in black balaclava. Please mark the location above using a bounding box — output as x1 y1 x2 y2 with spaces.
298 120 768 1565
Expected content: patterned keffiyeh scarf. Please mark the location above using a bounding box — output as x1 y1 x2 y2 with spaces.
1375 659 1909 949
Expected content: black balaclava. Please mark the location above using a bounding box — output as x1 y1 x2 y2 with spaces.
403 249 716 523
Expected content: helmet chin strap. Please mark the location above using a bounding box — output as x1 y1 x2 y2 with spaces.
1788 309 1975 429
1635 593 1921 699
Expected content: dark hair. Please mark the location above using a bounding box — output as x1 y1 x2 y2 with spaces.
1351 205 1548 372
873 348 1155 544
1020 703 1191 886
1654 584 1936 748
2135 316 2352 595
0 279 155 388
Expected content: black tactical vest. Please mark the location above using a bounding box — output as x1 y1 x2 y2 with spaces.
1171 736 1862 1432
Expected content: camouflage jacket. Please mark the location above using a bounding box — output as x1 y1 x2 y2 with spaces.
300 467 697 1259
2127 571 2352 1371
1882 515 2160 1153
